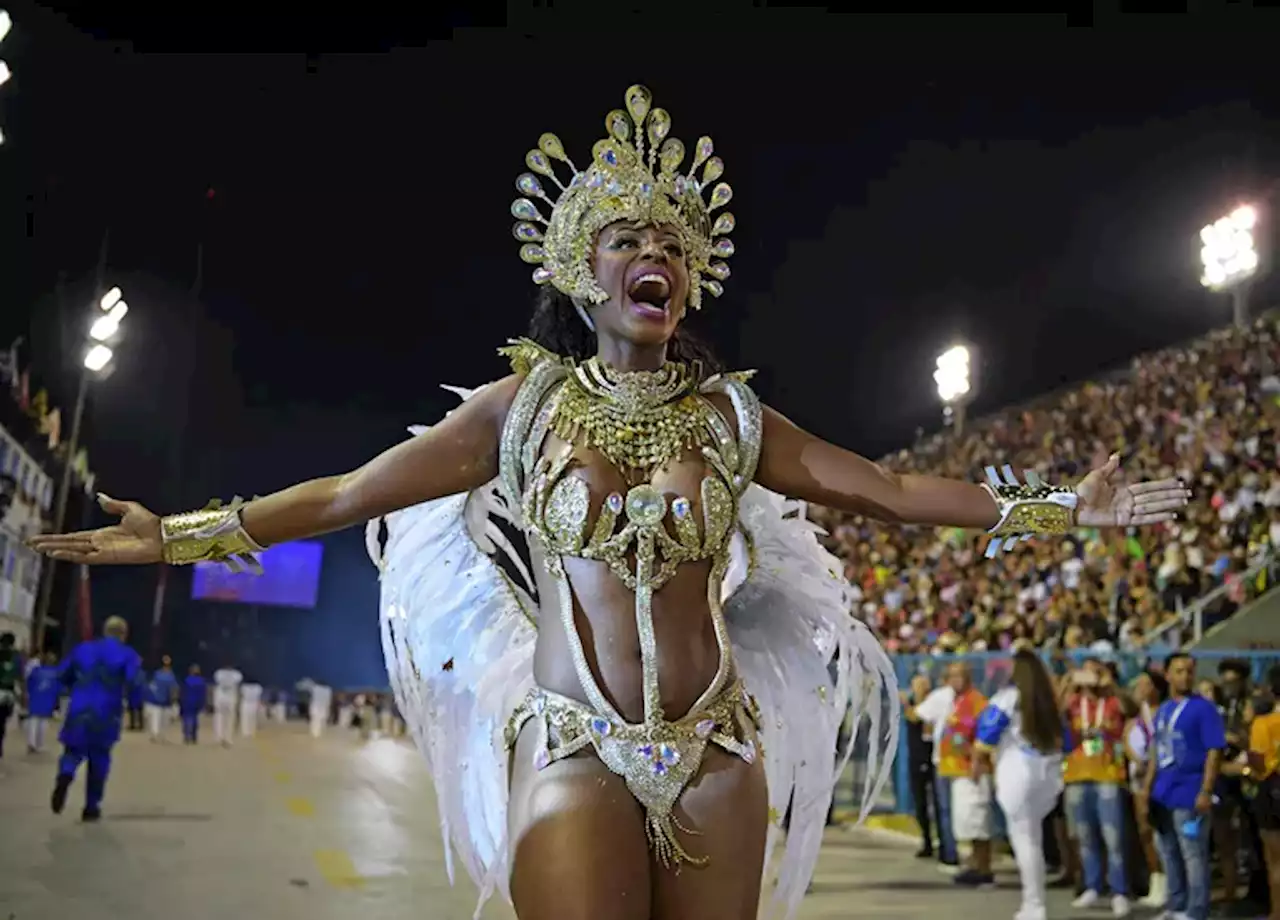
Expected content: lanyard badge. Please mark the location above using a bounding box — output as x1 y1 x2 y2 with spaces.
1079 696 1107 758
1156 699 1189 769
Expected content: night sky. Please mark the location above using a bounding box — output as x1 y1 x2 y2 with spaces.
3 11 1278 682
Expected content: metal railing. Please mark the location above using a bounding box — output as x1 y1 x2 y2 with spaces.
1145 551 1277 648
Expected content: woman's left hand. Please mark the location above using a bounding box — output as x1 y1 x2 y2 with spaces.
1074 453 1190 528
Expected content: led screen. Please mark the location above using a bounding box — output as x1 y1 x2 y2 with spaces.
191 540 323 609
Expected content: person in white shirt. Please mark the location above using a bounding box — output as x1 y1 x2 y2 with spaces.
971 646 1065 920
909 661 986 872
309 683 332 738
211 665 243 746
1124 670 1168 909
239 682 263 738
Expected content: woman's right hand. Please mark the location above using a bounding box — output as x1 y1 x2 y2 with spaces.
26 494 163 565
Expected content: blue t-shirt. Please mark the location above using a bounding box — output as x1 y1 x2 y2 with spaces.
26 664 62 718
1152 694 1226 810
146 670 179 706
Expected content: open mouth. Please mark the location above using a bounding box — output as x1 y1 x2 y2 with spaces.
626 270 672 319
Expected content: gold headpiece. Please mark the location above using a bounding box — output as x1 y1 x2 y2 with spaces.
510 84 735 311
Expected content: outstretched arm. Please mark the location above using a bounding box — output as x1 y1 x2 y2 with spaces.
755 406 999 528
238 375 520 544
755 404 1188 533
29 375 522 565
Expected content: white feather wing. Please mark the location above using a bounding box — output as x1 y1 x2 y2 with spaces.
725 484 900 919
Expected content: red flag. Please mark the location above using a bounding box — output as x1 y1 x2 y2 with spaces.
152 564 168 626
77 563 92 641
149 564 168 661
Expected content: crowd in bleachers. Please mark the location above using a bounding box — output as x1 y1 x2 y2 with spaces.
810 317 1280 655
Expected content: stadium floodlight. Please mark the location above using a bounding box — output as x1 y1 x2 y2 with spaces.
89 301 128 342
1200 204 1261 328
934 345 971 402
934 344 973 435
84 344 113 372
0 12 10 45
100 286 123 310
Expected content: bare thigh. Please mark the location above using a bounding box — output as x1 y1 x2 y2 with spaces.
651 745 769 920
508 722 652 920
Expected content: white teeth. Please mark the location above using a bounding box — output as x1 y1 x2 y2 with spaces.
630 273 671 297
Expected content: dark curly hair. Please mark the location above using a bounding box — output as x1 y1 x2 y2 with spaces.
527 286 724 377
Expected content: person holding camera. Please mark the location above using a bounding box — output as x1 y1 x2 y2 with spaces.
1063 660 1133 916
1214 659 1253 910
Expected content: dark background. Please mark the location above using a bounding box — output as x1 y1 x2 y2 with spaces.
3 8 1278 686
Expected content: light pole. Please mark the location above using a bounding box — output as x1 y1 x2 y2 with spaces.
31 286 129 651
1199 204 1260 330
934 344 972 437
0 9 12 147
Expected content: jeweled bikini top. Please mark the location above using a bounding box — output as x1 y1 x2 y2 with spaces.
498 339 761 589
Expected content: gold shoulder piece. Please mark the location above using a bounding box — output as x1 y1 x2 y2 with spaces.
727 369 757 383
700 372 762 494
498 337 562 376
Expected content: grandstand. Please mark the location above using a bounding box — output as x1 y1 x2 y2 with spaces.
811 315 1279 657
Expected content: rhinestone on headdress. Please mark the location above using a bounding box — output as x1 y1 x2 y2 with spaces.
510 85 735 311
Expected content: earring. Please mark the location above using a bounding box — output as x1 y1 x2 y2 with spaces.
573 300 596 332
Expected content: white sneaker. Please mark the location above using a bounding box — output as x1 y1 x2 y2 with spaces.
1072 890 1100 909
1110 894 1132 917
1139 873 1166 908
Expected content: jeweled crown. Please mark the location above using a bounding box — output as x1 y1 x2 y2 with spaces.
510 85 735 311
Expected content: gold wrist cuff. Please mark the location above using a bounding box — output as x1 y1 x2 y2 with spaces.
160 497 266 573
980 465 1078 557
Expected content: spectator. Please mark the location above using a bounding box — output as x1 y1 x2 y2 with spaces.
1125 668 1169 908
1246 665 1280 920
901 672 939 859
1063 661 1133 916
913 662 993 885
1144 653 1226 920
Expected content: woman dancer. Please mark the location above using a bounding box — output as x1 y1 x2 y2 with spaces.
28 86 1188 920
973 645 1066 920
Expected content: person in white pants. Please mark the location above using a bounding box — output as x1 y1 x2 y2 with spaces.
309 683 332 738
239 682 263 737
972 647 1065 920
211 665 243 747
144 657 179 742
270 690 287 723
24 652 61 753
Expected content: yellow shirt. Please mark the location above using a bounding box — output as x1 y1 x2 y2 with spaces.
1249 712 1280 778
1064 693 1127 785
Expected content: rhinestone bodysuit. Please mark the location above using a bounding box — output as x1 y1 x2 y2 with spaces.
498 339 763 867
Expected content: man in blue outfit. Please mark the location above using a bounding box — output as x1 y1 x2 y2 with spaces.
179 664 207 745
51 616 143 821
24 651 61 753
1140 653 1225 920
